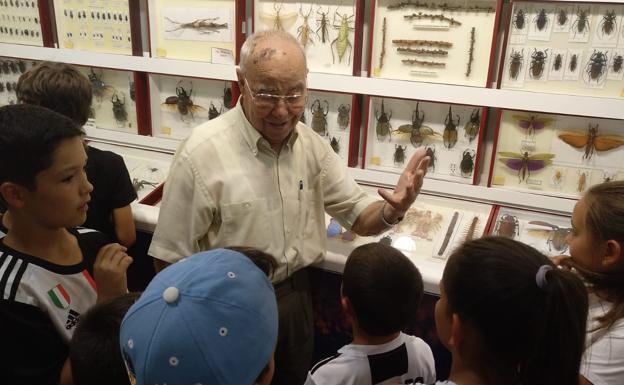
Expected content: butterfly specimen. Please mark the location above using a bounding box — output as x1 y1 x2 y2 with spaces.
513 115 555 137
558 124 624 160
498 151 555 182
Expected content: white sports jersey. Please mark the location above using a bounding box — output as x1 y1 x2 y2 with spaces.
305 332 436 385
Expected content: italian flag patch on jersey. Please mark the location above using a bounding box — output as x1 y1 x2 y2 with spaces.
47 284 71 309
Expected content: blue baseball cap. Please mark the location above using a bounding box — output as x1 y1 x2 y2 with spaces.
119 249 278 385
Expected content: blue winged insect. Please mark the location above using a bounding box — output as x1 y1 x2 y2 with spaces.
88 68 115 102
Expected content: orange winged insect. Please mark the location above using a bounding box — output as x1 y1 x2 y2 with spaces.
558 124 624 160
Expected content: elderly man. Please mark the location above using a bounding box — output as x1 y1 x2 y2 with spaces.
149 30 429 385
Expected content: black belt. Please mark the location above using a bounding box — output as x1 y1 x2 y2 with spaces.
274 268 310 298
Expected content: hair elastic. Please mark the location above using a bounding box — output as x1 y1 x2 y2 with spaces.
535 265 553 290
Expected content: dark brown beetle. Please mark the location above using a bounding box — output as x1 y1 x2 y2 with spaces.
162 81 206 121
464 108 480 142
613 55 623 74
311 99 329 136
337 103 350 130
529 48 548 79
569 54 578 72
329 136 340 154
394 145 407 165
379 235 392 246
223 82 232 109
553 53 563 71
425 145 436 172
509 49 524 80
513 8 526 30
443 105 460 149
460 149 475 178
528 221 571 253
495 214 519 239
572 7 590 36
208 101 222 120
533 8 549 31
599 10 617 37
111 92 128 126
556 8 568 27
585 50 609 83
375 99 392 142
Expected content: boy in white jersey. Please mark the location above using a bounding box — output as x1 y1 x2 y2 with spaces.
306 242 435 385
0 105 132 385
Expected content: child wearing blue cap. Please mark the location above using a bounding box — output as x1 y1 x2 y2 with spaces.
119 248 279 385
306 242 435 385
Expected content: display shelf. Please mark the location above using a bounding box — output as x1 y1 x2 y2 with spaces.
0 43 622 120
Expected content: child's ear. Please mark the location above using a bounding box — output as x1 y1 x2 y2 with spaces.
0 182 27 209
448 313 465 349
602 240 624 270
340 295 356 320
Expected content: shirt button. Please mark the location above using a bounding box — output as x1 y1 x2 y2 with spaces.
286 229 291 234
244 203 251 208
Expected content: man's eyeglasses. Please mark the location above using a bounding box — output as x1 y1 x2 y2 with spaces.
243 77 307 110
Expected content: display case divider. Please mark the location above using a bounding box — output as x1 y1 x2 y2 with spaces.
40 0 55 48
487 108 504 187
130 0 143 56
134 71 152 136
347 94 361 167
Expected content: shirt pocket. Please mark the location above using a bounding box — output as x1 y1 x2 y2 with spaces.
219 198 272 249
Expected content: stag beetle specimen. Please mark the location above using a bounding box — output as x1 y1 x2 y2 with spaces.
310 99 329 136
394 145 407 165
375 99 392 142
443 105 460 149
162 81 206 121
337 103 350 129
111 92 128 126
329 136 340 154
208 101 222 120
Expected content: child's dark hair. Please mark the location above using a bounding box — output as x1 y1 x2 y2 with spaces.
342 242 424 336
0 104 84 190
565 180 624 332
443 237 588 385
16 61 92 126
70 292 141 385
225 246 278 279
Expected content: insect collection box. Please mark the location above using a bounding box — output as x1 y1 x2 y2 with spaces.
80 67 139 134
301 90 359 167
500 1 624 98
0 0 46 46
147 0 241 63
0 58 35 106
326 189 493 262
252 0 363 75
368 0 501 86
52 0 140 55
490 110 624 198
363 96 486 185
149 74 235 140
488 206 571 258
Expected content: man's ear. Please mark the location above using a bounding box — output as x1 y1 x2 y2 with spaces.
0 182 27 209
602 239 624 271
236 68 245 88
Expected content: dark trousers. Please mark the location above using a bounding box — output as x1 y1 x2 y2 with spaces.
271 268 314 385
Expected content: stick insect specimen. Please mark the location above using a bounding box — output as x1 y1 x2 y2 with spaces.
261 2 297 31
164 17 228 34
161 80 207 122
512 115 555 138
316 7 330 44
498 151 555 182
393 39 452 48
397 47 447 55
397 102 441 147
465 27 475 77
402 59 445 67
297 5 314 48
527 221 571 253
404 12 461 26
379 17 387 69
331 11 354 64
388 1 494 13
558 124 624 160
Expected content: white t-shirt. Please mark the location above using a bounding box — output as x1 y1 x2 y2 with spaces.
305 332 435 385
580 293 624 385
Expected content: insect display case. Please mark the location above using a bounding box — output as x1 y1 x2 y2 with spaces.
368 0 502 86
363 96 487 184
500 1 624 98
489 109 624 197
0 0 51 46
327 189 494 262
147 0 242 63
149 74 236 140
79 67 141 135
252 0 364 75
300 90 359 166
488 206 571 257
52 0 141 55
0 58 36 106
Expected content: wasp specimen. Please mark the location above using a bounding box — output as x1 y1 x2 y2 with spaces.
613 55 624 74
556 8 568 27
465 27 475 77
331 12 354 64
585 50 609 83
513 8 527 30
316 7 330 44
577 171 588 192
569 53 579 72
162 81 207 122
88 68 115 102
558 124 624 160
599 10 617 37
460 150 475 177
508 48 524 80
110 92 127 126
164 17 228 34
394 145 407 165
404 12 461 26
529 49 549 79
533 8 550 31
297 5 314 48
397 102 440 147
425 145 436 172
337 103 350 130
571 7 590 36
329 136 340 154
498 151 555 182
310 99 329 136
553 53 563 71
527 221 571 253
464 108 480 142
208 102 222 120
443 106 460 149
495 214 520 239
513 115 554 138
375 99 392 142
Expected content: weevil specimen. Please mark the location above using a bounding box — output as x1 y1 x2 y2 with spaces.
375 99 392 142
443 105 460 149
331 11 354 64
310 99 329 136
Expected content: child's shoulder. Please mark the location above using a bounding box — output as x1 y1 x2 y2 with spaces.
86 146 127 172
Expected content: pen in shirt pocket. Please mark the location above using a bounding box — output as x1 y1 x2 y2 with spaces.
298 180 303 200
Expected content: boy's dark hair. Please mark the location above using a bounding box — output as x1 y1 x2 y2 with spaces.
226 246 278 279
0 104 84 190
342 242 424 336
16 61 92 126
443 237 588 385
70 292 141 385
